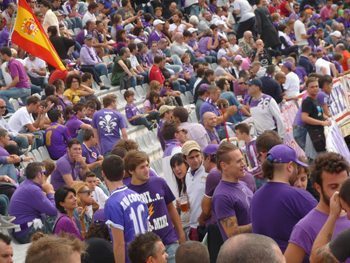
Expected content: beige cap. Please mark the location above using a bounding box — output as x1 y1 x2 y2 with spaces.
182 140 201 156
159 105 176 116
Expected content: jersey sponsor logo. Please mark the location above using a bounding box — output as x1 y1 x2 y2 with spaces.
98 113 118 134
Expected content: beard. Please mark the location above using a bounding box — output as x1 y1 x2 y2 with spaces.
321 187 331 207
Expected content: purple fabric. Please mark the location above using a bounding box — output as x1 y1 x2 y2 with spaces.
45 122 71 160
206 129 220 144
0 26 9 48
128 176 178 245
7 59 30 88
123 169 158 186
104 186 149 263
82 143 101 164
251 182 317 252
245 139 262 178
240 171 257 193
66 115 83 138
157 119 166 150
289 209 350 262
198 37 211 55
51 154 83 190
213 180 253 241
54 213 83 240
8 180 57 229
316 91 330 107
199 99 221 119
92 109 128 155
0 145 9 157
163 139 182 157
125 103 141 124
148 30 165 48
294 67 307 84
205 168 221 197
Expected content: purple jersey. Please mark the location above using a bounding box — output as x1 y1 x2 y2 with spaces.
212 180 253 241
104 186 148 263
204 168 221 225
289 208 350 262
128 176 178 245
66 115 83 138
125 103 141 124
82 143 101 164
8 59 31 88
317 91 330 107
45 122 71 160
251 182 317 252
92 109 128 155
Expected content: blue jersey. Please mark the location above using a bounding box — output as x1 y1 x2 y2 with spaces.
105 186 149 262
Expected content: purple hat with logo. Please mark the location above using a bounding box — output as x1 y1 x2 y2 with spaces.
93 209 106 223
203 144 219 155
267 145 308 167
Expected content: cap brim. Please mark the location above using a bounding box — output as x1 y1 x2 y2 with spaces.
295 159 308 167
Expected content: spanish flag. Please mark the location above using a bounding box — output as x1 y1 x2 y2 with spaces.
11 0 66 70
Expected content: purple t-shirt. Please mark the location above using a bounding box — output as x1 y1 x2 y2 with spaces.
125 103 141 124
204 168 222 225
82 143 101 164
316 90 330 107
206 128 220 144
212 180 253 241
123 169 158 186
104 186 148 263
45 122 71 160
198 36 211 54
51 154 83 190
54 213 83 240
240 171 257 193
128 176 178 245
66 115 83 138
163 139 182 157
289 208 350 262
199 100 221 120
251 182 317 252
92 109 128 155
7 59 31 88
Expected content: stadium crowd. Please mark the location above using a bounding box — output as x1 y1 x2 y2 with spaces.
1 0 350 262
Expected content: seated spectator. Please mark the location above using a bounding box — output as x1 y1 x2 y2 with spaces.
24 54 47 89
8 162 57 243
83 172 108 209
81 129 103 172
54 186 83 240
63 74 94 105
161 80 183 107
175 241 210 263
0 233 13 262
180 53 194 83
0 47 31 113
128 232 168 263
111 47 136 89
45 109 71 160
52 79 72 110
25 233 85 263
202 112 220 144
217 233 285 263
50 139 90 190
124 90 159 130
143 91 164 114
47 25 75 61
157 105 175 150
65 103 92 139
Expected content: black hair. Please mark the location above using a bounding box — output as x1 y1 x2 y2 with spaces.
54 187 76 214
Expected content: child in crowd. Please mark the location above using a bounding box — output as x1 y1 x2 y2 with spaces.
291 156 309 190
124 90 159 130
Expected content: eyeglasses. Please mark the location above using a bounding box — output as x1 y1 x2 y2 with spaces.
79 189 92 195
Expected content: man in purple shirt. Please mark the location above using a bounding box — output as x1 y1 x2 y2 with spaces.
285 152 350 263
148 19 166 48
317 75 333 118
82 129 103 172
8 162 57 243
45 109 71 160
161 121 182 158
102 155 148 263
212 142 253 241
126 150 185 263
157 105 175 151
66 103 92 139
251 144 317 252
51 139 90 190
0 47 31 113
92 94 128 155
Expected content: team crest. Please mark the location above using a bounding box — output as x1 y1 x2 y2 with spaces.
21 18 39 37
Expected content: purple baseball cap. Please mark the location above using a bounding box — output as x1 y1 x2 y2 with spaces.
199 83 210 92
203 144 219 155
93 209 106 223
267 145 308 167
282 61 293 71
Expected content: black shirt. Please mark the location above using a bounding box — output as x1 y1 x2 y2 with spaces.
260 76 283 104
301 96 324 131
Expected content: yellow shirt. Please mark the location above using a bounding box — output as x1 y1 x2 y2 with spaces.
63 89 81 104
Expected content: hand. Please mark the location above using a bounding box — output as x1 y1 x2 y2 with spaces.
0 175 16 184
42 182 55 194
26 133 34 145
7 155 21 163
0 86 8 90
178 230 186 244
75 155 86 165
226 105 238 115
22 156 34 162
323 120 332 126
329 191 341 218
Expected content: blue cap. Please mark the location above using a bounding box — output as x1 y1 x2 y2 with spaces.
203 144 219 155
247 78 262 88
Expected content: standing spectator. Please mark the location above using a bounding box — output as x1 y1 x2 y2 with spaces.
81 130 103 172
126 150 186 263
335 43 350 72
102 155 149 263
92 94 128 155
40 0 59 34
298 46 314 75
175 241 210 263
285 152 350 263
8 162 57 243
212 142 253 241
47 26 75 61
259 65 283 104
50 139 90 190
45 109 71 160
281 61 300 100
232 0 256 39
246 79 285 139
317 75 333 118
182 141 208 241
251 144 317 252
294 11 310 48
0 47 31 113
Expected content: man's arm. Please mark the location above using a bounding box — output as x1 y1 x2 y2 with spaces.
198 195 211 226
167 203 186 243
220 216 252 238
121 128 128 140
62 173 75 187
111 227 125 263
284 243 306 263
2 76 19 89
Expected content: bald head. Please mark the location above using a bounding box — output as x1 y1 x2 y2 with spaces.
202 112 217 128
217 234 285 263
243 31 253 39
173 32 184 43
175 241 209 263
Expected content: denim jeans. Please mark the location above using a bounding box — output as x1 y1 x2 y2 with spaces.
293 125 307 151
0 194 9 215
0 87 31 113
0 164 17 182
11 134 29 151
95 63 108 77
166 242 179 263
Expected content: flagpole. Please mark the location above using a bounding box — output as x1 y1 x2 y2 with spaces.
7 2 18 47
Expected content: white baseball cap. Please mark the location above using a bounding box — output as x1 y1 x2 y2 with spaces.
153 19 165 26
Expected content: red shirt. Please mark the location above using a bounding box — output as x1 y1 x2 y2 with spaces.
342 50 350 71
279 1 291 17
149 64 165 85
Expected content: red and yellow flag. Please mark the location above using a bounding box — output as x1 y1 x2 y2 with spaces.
11 0 66 70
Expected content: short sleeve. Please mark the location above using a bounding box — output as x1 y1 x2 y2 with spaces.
288 223 314 255
104 200 125 230
57 159 72 176
301 98 313 113
205 174 221 198
160 178 176 205
118 113 128 129
213 193 236 221
8 62 19 78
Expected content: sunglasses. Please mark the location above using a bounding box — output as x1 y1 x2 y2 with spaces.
79 189 92 195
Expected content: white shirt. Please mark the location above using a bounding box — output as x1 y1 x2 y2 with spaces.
0 116 17 136
294 19 308 46
169 23 186 34
284 71 300 98
8 107 34 133
161 146 182 198
24 57 47 78
43 9 59 34
82 11 96 27
92 186 108 209
315 58 332 76
233 0 255 22
185 165 207 228
128 55 140 69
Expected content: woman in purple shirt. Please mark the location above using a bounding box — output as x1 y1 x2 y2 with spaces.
54 186 83 240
